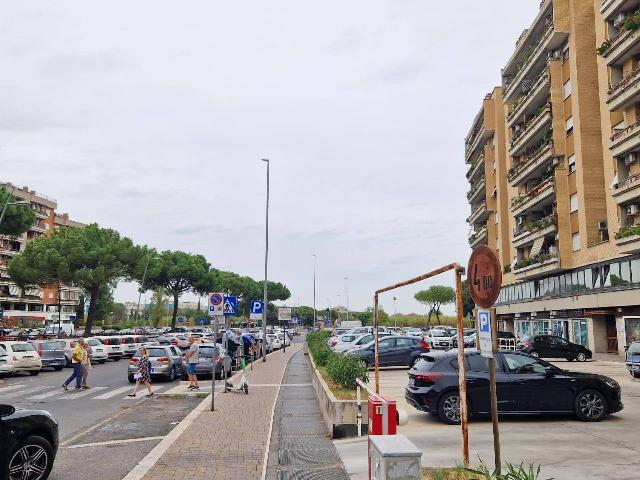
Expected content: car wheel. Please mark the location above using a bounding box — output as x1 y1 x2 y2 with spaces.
567 358 574 362
529 351 540 359
99 360 106 364
128 375 135 384
575 389 607 422
167 367 176 382
54 365 64 371
29 371 40 376
576 352 587 362
8 435 55 480
438 391 461 425
633 371 640 379
112 357 120 362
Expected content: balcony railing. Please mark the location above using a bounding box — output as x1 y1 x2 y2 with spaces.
468 226 488 247
513 215 556 239
510 177 555 215
509 105 552 156
610 121 640 154
506 67 550 125
508 140 554 184
466 177 485 201
513 253 559 273
504 23 555 100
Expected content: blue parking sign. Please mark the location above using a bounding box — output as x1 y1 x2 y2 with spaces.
223 296 238 316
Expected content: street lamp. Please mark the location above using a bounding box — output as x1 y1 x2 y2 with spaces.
336 294 341 324
312 254 317 329
136 255 158 330
0 199 30 226
262 159 270 362
344 277 350 323
393 296 398 328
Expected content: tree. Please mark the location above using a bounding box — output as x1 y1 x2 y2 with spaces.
461 280 475 318
0 186 36 236
8 224 145 335
145 251 211 330
75 293 86 326
414 285 456 327
149 289 168 327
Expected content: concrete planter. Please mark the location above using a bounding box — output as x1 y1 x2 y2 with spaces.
306 351 366 438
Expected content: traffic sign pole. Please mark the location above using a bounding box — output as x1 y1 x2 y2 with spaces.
488 308 501 475
211 315 218 411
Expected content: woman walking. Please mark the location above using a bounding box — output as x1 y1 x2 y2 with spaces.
128 346 153 397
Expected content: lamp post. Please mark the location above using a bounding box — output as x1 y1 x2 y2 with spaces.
393 296 398 328
336 294 341 324
0 199 30 227
344 277 349 323
136 255 157 330
262 159 270 362
312 254 317 329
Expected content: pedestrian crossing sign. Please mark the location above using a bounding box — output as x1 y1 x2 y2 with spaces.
223 296 238 316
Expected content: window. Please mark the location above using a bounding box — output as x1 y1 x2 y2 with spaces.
570 193 579 212
396 338 415 347
568 154 576 173
562 44 570 62
502 353 548 374
466 354 489 372
378 338 396 349
566 116 574 135
572 233 581 251
563 80 572 99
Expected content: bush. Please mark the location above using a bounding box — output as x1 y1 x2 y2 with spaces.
326 354 369 388
306 331 333 366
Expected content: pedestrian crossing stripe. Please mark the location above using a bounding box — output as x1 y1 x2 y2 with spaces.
93 386 131 400
6 384 171 402
0 385 54 399
59 386 108 400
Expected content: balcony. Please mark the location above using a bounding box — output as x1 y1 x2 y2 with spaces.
465 155 484 182
601 24 640 66
466 177 486 204
503 24 567 102
612 172 640 203
468 226 488 248
601 0 635 19
506 68 550 127
509 106 552 157
512 216 557 248
467 202 489 226
511 179 555 217
465 127 491 163
607 66 640 111
508 141 555 187
610 121 640 158
30 224 46 234
513 254 561 279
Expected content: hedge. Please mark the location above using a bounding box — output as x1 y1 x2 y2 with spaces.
306 331 369 388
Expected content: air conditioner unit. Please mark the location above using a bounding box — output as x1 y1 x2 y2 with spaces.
598 221 608 231
625 152 638 166
627 204 640 215
614 12 627 29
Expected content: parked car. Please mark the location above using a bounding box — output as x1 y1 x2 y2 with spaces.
91 336 124 361
329 333 361 351
404 328 424 337
452 329 477 348
520 335 592 362
266 334 282 350
405 350 622 424
338 334 377 353
0 346 12 378
127 345 183 382
119 336 138 357
424 329 453 349
625 341 640 378
28 341 66 371
347 335 430 367
180 343 232 380
86 338 108 364
0 341 42 376
164 333 189 350
0 404 59 480
277 333 291 347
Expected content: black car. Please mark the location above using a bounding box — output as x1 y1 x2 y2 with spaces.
0 404 59 480
405 350 622 424
521 335 592 362
347 335 430 367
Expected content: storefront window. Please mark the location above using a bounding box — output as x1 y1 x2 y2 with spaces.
610 263 623 286
624 317 640 346
602 265 611 287
631 259 640 284
571 319 589 348
620 261 632 285
559 275 567 294
584 268 593 290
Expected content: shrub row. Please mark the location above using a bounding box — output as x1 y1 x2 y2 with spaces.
306 331 369 389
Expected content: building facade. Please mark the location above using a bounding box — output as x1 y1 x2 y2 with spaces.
465 0 640 356
0 183 85 328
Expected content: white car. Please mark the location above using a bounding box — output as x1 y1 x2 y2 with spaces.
277 333 291 347
404 328 424 337
86 338 108 364
424 329 453 349
266 334 282 350
0 341 42 375
0 345 13 377
334 333 375 353
91 336 124 361
118 336 138 357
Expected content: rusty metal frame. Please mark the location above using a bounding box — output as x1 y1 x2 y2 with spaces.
372 262 469 466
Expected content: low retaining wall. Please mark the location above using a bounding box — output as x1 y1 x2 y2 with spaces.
306 351 366 438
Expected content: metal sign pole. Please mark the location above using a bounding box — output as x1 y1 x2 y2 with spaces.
373 293 380 394
489 308 501 475
211 316 219 411
455 268 470 467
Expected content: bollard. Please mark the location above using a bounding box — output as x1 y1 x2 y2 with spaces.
369 435 421 480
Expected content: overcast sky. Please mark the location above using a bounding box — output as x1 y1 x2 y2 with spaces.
3 1 540 314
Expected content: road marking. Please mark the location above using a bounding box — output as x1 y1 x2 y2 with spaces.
63 436 165 449
121 384 168 399
93 386 132 399
0 385 54 399
27 388 66 400
251 383 311 387
59 386 108 400
0 383 29 394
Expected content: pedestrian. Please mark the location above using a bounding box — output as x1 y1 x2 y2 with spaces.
184 334 200 390
62 337 85 391
81 341 92 389
128 346 153 397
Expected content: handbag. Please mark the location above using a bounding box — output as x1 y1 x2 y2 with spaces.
134 373 141 380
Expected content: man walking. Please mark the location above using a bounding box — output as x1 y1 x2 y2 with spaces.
62 338 85 391
184 334 200 390
81 340 92 389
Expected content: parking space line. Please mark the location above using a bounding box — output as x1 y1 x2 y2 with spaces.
93 386 132 399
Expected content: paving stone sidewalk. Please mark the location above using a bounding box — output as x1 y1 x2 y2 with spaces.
142 345 302 480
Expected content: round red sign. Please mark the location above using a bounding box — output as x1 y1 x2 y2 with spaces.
467 245 503 308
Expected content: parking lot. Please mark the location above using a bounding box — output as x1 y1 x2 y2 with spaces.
335 358 640 480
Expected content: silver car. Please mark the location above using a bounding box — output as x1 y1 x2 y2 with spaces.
127 345 183 382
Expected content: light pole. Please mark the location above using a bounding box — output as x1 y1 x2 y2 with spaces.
344 277 350 323
336 294 341 324
0 198 30 227
136 255 157 330
262 159 270 362
327 298 332 326
393 296 398 328
312 254 317 329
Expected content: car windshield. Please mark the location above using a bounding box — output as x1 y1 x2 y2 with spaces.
41 342 60 351
11 343 35 352
0 346 6 356
200 346 226 357
103 338 121 345
628 342 640 354
431 331 448 337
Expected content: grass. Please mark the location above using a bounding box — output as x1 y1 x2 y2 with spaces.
422 467 473 480
316 365 368 400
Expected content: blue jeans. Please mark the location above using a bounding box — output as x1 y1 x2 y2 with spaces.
64 363 83 388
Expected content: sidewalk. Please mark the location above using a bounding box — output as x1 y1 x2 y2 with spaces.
128 345 302 480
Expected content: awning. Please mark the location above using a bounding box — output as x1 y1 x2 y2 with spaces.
530 236 545 258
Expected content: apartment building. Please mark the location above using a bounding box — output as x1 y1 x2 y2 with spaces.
465 0 640 356
0 183 85 328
